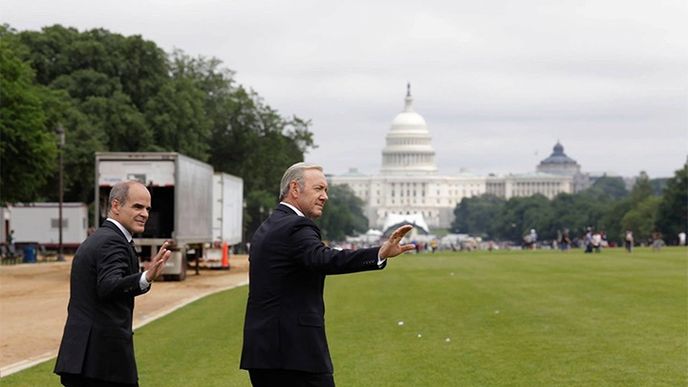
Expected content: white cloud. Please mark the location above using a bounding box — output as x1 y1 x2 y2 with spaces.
3 0 686 178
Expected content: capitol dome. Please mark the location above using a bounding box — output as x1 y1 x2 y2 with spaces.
390 107 427 128
380 84 438 175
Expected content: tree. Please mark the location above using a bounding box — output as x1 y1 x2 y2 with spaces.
649 178 669 196
589 175 628 199
17 25 168 111
600 198 632 245
451 194 504 237
82 91 152 152
494 195 553 242
630 171 653 205
621 196 662 243
317 184 368 241
39 88 107 203
550 193 589 238
0 30 57 203
3 24 317 238
655 163 688 244
244 190 278 241
145 77 211 160
10 25 171 204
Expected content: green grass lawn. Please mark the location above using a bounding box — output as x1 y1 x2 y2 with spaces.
3 247 687 386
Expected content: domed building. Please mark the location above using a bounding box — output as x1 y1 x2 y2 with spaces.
330 85 579 232
537 141 591 192
380 87 438 175
330 85 485 230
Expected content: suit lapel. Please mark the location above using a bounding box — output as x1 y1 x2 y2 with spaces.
102 221 139 273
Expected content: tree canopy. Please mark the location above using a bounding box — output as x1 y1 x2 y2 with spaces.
316 184 368 241
0 24 318 239
655 163 688 243
2 24 683 244
450 172 681 245
0 26 57 202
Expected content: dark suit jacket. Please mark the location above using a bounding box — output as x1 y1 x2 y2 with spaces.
54 220 149 384
240 204 384 373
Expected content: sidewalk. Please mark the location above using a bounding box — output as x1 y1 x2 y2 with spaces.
0 255 249 377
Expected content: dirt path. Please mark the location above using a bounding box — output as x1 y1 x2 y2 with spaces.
0 255 249 377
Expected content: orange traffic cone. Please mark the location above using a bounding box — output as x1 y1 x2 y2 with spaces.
221 242 230 270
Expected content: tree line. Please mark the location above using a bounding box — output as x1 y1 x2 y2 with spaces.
2 24 684 244
0 24 318 238
451 169 687 246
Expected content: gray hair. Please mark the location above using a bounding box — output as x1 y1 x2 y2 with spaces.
279 162 323 200
107 180 138 214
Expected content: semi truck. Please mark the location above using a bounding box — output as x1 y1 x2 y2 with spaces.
95 152 218 280
201 173 244 269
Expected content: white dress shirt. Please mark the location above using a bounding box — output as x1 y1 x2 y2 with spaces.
106 218 150 290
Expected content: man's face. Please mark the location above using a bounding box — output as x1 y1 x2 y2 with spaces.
295 169 328 219
111 183 151 234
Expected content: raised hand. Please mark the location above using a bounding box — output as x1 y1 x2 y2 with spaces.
145 241 172 282
379 225 416 259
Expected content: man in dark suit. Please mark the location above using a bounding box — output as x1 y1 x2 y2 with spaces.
240 162 415 387
54 181 171 387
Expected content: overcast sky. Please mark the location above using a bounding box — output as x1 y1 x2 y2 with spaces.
3 0 687 178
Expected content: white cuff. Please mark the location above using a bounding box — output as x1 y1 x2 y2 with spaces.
377 255 386 268
139 272 151 290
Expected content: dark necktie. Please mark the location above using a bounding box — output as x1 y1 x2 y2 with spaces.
129 239 141 272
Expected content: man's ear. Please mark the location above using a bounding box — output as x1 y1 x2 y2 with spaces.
111 199 120 215
290 180 300 197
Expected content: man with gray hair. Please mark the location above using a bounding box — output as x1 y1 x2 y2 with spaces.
240 162 415 387
55 180 171 386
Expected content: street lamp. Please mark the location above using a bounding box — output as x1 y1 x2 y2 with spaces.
56 125 65 262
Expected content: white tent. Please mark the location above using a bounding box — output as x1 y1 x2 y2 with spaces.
382 213 430 234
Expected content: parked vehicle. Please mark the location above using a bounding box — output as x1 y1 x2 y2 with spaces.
201 173 244 269
1 203 88 251
95 152 216 280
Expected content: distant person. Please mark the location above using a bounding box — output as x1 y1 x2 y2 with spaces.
559 228 571 251
240 162 414 387
584 227 593 253
6 229 15 258
679 231 686 246
54 181 171 387
591 231 602 253
523 229 537 250
601 231 608 248
651 231 664 252
625 230 634 253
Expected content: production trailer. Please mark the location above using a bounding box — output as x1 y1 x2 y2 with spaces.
2 203 88 249
95 152 213 280
201 172 244 269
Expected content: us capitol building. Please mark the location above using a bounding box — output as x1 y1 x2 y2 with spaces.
329 85 590 231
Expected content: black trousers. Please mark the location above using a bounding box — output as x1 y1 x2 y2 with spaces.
248 369 335 387
60 373 138 387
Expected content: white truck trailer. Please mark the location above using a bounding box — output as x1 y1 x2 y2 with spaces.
201 172 244 269
95 152 214 280
2 203 88 249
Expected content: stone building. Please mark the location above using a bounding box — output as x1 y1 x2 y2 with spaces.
330 86 578 231
536 141 591 192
